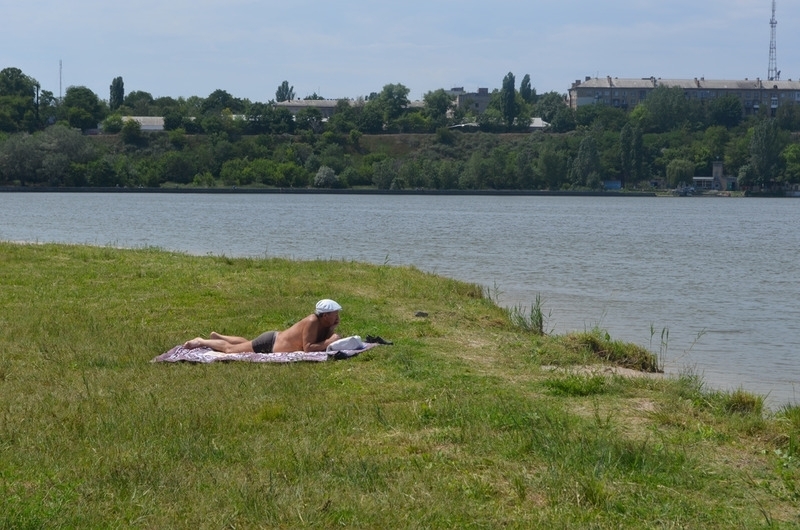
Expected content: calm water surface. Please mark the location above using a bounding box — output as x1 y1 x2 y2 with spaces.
2 192 798 407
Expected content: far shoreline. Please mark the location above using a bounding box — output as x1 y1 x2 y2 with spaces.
0 186 657 196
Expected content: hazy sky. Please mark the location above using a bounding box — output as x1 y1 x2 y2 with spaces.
2 0 797 103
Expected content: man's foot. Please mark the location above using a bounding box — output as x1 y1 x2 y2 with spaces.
209 331 223 340
183 338 205 349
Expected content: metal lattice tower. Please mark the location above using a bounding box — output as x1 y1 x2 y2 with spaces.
768 0 780 81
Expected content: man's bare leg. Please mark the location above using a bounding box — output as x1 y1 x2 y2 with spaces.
181 332 247 349
209 332 248 344
183 337 254 353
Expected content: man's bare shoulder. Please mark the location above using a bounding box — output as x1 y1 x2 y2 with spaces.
283 313 318 332
274 314 319 352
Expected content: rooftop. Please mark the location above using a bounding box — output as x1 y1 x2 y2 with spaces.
571 76 800 90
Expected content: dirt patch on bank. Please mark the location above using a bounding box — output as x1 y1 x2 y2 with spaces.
541 364 665 379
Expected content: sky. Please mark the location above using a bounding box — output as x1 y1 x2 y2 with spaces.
2 0 798 104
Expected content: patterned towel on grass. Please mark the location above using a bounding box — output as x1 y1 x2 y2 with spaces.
151 343 377 364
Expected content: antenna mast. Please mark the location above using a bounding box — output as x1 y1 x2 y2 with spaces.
768 0 779 81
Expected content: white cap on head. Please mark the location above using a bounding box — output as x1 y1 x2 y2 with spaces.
315 299 342 315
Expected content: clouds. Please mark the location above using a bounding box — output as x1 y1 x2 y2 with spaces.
1 0 797 103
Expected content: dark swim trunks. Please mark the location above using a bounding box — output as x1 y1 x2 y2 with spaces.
251 331 277 353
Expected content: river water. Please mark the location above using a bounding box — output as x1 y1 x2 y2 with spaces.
1 192 798 407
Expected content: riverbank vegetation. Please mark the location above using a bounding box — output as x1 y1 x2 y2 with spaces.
1 241 799 528
2 66 800 192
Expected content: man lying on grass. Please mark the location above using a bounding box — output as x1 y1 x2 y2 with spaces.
183 299 342 354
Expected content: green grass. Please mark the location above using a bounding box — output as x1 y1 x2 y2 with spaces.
1 241 799 528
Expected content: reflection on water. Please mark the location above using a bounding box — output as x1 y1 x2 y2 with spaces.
2 192 798 406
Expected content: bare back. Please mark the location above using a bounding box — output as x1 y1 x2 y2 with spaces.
272 313 338 352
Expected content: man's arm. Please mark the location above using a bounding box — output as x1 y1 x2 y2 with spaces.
301 318 340 352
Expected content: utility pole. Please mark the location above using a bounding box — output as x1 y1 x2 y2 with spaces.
768 0 779 81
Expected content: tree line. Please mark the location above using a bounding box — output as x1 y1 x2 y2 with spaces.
1 66 799 191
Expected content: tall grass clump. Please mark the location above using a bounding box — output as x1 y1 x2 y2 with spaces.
722 388 765 415
541 326 661 373
649 324 670 363
777 404 800 457
507 293 550 335
544 373 608 397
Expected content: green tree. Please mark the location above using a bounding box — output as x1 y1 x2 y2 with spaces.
666 158 694 187
269 107 296 134
576 105 627 132
279 161 309 187
313 165 339 188
295 107 324 133
436 159 461 189
422 89 453 126
708 95 743 128
394 110 429 133
737 163 756 189
242 102 272 134
548 106 576 133
62 86 106 131
372 158 398 189
193 171 217 187
109 76 124 111
534 92 566 123
519 74 534 104
749 118 784 187
378 83 410 123
0 67 37 98
776 102 800 132
724 133 751 177
568 135 601 188
358 99 385 134
0 124 94 185
640 85 701 133
0 133 38 184
462 150 495 189
538 147 567 189
86 155 120 187
121 118 144 145
0 67 39 132
122 90 154 115
153 96 180 116
163 109 186 131
168 128 188 150
476 107 505 132
513 145 536 188
242 158 277 186
275 81 295 102
219 158 248 186
499 72 519 130
691 142 716 174
202 89 243 115
619 123 633 187
0 95 33 132
102 114 124 134
326 99 357 133
780 143 800 184
630 125 644 182
37 89 58 126
619 123 644 187
703 125 729 158
160 150 201 184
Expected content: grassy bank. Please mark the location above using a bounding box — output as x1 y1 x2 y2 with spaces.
1 242 798 528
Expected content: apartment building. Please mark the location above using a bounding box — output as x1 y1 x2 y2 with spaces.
451 87 493 114
568 75 800 116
